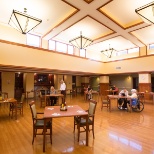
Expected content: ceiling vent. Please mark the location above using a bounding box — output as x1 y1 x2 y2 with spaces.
115 67 121 69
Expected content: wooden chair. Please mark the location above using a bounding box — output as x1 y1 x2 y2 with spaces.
138 92 145 103
39 91 47 107
29 101 52 144
74 99 97 141
9 93 25 118
101 94 110 110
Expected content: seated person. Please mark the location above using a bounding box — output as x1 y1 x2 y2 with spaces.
87 85 93 100
118 87 129 109
50 86 57 106
129 89 138 108
110 85 119 95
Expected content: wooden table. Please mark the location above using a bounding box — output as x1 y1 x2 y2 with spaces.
45 94 64 105
84 91 99 101
106 90 118 95
107 95 131 112
0 98 18 119
43 105 88 152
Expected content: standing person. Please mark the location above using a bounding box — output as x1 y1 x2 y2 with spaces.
118 87 129 109
50 86 57 106
60 79 66 102
87 85 92 100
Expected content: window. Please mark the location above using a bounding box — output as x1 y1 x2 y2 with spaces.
68 45 74 54
26 33 40 47
49 40 56 50
149 44 154 49
80 49 86 57
56 42 67 53
117 50 127 56
128 47 139 53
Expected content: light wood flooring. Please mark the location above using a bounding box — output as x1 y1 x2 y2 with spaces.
0 94 154 154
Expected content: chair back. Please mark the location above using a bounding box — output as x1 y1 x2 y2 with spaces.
21 93 25 102
29 101 37 119
40 91 42 98
88 100 97 116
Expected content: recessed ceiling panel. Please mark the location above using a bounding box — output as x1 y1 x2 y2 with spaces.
53 16 114 44
98 0 153 29
87 36 137 52
131 25 154 45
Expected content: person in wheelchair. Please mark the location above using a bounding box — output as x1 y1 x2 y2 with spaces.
118 87 129 109
128 89 138 108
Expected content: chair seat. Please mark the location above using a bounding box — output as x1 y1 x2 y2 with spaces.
35 120 51 127
101 95 110 110
75 116 92 125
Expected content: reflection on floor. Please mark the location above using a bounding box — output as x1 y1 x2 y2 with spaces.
0 94 154 154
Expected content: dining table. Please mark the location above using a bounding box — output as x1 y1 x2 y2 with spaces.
43 105 89 152
45 94 64 105
107 95 131 112
0 98 18 119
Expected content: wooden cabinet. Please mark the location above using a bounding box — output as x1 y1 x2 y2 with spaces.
34 74 54 93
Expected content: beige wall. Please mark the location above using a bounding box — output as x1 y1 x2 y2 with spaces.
64 75 72 94
104 56 153 74
1 40 154 75
24 73 34 98
109 75 133 92
0 41 105 74
2 72 15 98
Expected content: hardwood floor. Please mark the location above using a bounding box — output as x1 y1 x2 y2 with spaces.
0 94 154 154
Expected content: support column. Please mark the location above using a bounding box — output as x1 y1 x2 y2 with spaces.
138 73 151 100
99 76 109 95
81 77 89 94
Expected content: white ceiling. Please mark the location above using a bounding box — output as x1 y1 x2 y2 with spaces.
0 0 154 55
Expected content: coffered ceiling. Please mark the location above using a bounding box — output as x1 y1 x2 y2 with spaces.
0 0 154 75
1 0 154 52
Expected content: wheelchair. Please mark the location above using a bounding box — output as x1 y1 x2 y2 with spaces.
127 98 144 112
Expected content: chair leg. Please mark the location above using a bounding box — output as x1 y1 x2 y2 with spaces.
32 128 35 144
92 125 95 139
50 126 52 144
77 125 80 142
73 117 76 132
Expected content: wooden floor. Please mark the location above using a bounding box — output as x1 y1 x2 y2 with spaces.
0 94 154 154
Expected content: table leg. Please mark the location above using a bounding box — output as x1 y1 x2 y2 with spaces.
86 115 89 146
109 99 111 112
15 101 17 120
43 118 46 152
45 95 47 106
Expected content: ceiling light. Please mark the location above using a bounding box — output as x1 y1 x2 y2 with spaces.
100 44 116 58
8 8 42 34
135 2 154 24
69 31 93 49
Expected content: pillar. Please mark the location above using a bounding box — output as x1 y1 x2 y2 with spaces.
81 77 89 94
138 73 151 100
99 76 109 95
